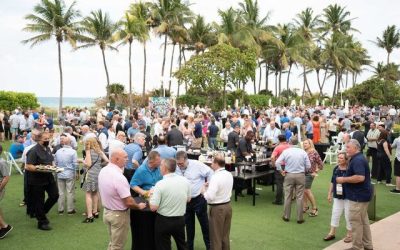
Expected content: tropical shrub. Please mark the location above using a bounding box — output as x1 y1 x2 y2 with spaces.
0 91 39 110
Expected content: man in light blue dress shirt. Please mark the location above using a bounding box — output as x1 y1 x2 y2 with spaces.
275 137 311 224
141 136 176 165
54 137 78 214
175 151 212 250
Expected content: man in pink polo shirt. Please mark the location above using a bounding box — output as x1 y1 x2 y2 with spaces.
271 135 292 205
98 149 146 250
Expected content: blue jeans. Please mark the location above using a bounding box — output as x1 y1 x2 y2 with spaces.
208 137 217 149
185 195 210 250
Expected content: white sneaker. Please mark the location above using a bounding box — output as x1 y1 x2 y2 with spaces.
386 183 396 187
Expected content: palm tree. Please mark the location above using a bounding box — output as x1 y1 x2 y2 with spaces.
319 4 357 36
293 7 320 99
78 10 119 100
187 15 216 55
129 1 152 97
22 0 81 114
375 25 400 64
150 0 192 97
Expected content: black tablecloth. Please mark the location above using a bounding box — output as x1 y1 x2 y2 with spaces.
130 197 156 250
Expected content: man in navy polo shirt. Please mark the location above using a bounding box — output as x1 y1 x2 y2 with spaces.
336 139 373 250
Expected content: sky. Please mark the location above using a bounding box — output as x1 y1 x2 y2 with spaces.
0 0 399 98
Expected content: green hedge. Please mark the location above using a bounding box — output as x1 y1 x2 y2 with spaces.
0 91 39 110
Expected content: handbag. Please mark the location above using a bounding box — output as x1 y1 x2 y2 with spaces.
80 155 100 188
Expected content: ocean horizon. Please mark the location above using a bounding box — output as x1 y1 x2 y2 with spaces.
38 97 96 108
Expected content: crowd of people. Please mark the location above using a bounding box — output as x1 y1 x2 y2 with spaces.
0 103 399 249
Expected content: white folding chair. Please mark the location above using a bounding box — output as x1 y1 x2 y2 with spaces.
3 151 24 175
331 136 338 146
323 144 339 165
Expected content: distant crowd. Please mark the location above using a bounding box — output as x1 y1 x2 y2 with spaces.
0 104 400 249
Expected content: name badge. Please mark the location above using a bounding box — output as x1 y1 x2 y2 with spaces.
336 183 343 195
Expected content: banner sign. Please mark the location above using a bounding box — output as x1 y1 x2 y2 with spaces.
150 97 170 116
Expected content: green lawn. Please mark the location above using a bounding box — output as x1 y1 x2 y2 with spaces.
1 141 399 250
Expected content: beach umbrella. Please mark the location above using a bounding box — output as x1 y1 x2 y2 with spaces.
268 99 272 107
340 98 344 107
316 100 320 106
322 99 325 107
300 99 303 106
291 99 296 106
344 99 350 112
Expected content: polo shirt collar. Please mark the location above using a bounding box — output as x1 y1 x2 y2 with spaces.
145 163 158 172
163 173 175 178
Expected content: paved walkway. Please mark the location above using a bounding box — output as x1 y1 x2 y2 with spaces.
324 212 400 250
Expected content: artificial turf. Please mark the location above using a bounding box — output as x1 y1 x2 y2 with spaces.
0 141 399 250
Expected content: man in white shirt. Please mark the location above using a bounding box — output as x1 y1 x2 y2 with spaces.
219 122 233 147
108 131 126 155
154 118 164 136
263 121 281 144
202 154 233 250
9 111 19 140
366 122 380 179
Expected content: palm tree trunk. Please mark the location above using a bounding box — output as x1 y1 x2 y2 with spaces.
274 72 278 96
258 62 262 93
142 43 147 99
345 71 349 89
316 69 323 96
223 71 227 108
278 70 282 97
332 71 338 97
161 34 168 97
168 43 176 93
128 41 133 108
253 77 257 94
387 52 390 65
182 48 188 92
177 45 182 97
265 63 269 92
303 66 312 95
286 63 292 102
57 41 63 115
101 48 110 100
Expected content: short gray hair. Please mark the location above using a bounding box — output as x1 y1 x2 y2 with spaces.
133 132 146 141
162 158 176 173
290 136 298 145
176 151 188 161
348 139 361 151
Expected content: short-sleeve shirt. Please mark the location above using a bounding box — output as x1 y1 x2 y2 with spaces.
98 163 131 210
150 173 190 217
26 144 55 186
130 162 162 190
345 152 372 202
271 143 291 165
237 138 252 161
124 143 143 169
0 159 10 185
227 131 239 151
330 166 347 199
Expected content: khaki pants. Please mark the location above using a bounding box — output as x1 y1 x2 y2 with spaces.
209 203 232 250
57 178 75 212
283 173 305 221
103 209 130 250
349 201 373 250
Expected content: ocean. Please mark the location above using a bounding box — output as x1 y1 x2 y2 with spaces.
38 97 96 108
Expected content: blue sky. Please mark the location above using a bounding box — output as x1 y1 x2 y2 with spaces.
0 0 399 98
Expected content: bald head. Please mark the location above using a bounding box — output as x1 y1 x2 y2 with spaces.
110 149 128 169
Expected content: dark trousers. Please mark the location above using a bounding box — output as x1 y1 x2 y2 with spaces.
328 131 337 144
369 148 379 179
274 170 284 203
4 126 11 140
30 182 59 226
377 156 392 183
185 195 210 250
155 214 187 250
131 210 156 250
